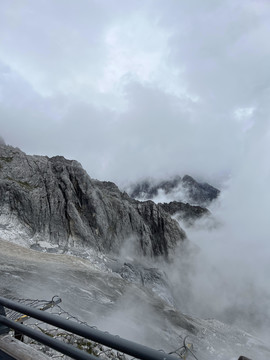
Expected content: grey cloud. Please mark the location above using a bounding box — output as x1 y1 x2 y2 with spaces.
154 0 270 108
0 0 114 94
0 0 269 185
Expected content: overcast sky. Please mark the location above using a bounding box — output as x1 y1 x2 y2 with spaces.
0 0 270 185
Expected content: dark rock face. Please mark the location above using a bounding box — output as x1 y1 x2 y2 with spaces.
0 145 186 257
136 201 186 256
129 175 220 206
181 175 220 205
130 176 182 199
159 201 209 223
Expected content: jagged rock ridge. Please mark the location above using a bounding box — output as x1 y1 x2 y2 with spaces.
0 145 186 257
159 201 210 224
181 175 220 205
129 175 220 206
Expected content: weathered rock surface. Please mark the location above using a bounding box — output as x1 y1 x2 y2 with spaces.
181 175 220 205
130 176 182 200
159 201 210 224
129 175 220 206
0 145 186 256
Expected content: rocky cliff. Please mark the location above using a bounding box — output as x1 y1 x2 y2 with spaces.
159 201 210 224
0 145 185 257
181 175 220 205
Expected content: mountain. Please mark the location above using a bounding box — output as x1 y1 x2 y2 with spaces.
0 144 185 257
1 144 269 360
128 175 220 206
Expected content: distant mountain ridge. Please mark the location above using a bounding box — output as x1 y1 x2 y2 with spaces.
0 144 185 257
128 174 220 206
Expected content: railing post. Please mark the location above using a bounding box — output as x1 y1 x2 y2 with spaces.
0 303 9 335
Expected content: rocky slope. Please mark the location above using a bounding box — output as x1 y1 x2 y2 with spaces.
1 144 269 360
0 145 185 257
1 238 269 360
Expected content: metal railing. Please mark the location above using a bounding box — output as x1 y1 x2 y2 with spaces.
0 296 181 360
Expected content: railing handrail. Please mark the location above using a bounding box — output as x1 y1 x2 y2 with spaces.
0 316 98 360
0 296 180 360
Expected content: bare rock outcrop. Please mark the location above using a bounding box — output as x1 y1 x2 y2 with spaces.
159 201 210 225
0 145 186 257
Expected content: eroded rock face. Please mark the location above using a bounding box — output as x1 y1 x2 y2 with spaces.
181 175 220 205
0 145 186 256
136 201 186 256
159 201 210 224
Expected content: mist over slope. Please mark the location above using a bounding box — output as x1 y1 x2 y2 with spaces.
128 173 270 343
1 237 269 360
126 175 218 228
0 144 269 360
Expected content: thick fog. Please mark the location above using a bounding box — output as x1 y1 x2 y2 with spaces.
153 125 270 342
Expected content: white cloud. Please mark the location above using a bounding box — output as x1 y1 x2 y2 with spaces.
0 0 269 185
0 0 111 96
234 106 255 131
